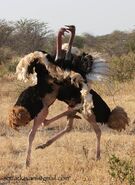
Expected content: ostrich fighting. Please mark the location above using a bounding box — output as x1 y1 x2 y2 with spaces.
8 25 129 167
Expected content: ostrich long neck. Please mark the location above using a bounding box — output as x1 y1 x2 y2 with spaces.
55 32 62 61
65 30 75 60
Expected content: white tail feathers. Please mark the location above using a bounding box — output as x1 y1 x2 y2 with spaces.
86 58 110 81
62 44 109 82
16 51 46 84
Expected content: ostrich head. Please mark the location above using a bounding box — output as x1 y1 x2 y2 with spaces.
55 25 81 60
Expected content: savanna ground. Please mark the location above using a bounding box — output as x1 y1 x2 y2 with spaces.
0 76 135 185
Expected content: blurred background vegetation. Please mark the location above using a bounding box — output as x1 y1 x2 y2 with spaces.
0 18 135 82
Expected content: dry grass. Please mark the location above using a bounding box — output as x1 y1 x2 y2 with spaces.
0 78 135 185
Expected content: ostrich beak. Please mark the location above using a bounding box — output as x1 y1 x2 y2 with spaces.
65 25 75 29
65 25 75 32
59 27 69 36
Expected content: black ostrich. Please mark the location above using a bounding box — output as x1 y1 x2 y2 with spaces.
9 26 129 167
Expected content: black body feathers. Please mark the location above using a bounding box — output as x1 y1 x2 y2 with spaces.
90 89 111 123
15 60 54 119
46 53 93 79
57 85 111 123
16 53 110 123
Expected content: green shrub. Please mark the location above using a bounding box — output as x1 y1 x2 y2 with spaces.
0 65 8 77
110 52 135 82
0 47 16 64
108 154 135 184
6 57 19 72
0 56 19 77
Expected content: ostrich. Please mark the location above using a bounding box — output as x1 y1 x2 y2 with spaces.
53 25 109 85
45 25 110 114
9 26 129 167
35 30 129 153
9 26 85 167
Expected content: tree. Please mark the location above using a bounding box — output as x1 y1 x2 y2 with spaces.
74 35 85 48
0 19 14 47
12 19 51 54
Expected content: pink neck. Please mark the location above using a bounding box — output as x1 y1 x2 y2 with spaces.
55 32 62 60
65 31 75 60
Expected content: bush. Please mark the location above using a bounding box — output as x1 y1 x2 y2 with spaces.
0 56 19 78
108 154 135 184
6 57 19 72
110 52 135 82
0 47 16 64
